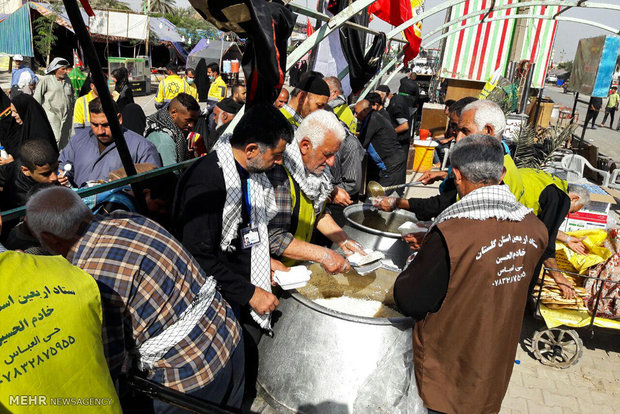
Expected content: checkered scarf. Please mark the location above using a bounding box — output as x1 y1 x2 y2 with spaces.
145 108 190 163
215 134 277 331
431 185 531 229
283 140 333 214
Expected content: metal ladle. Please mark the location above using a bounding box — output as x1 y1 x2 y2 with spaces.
366 181 423 197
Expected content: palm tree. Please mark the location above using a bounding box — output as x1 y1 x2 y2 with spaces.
91 0 131 11
143 0 176 15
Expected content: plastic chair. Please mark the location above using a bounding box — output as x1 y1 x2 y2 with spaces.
560 154 610 186
610 169 620 190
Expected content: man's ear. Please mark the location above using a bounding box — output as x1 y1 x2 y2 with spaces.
453 167 463 183
21 165 32 177
245 143 260 159
299 137 312 155
222 112 230 123
483 124 494 136
118 113 123 125
499 166 507 183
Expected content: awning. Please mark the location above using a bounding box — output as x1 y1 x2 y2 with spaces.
0 5 34 57
150 17 184 43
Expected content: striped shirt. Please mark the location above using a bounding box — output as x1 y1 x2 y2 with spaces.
66 211 240 393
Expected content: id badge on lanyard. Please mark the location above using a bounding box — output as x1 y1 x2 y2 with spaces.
240 178 260 249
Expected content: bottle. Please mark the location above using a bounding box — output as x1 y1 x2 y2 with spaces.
0 146 8 159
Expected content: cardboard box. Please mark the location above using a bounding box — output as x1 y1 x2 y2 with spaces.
445 79 484 101
559 184 616 232
420 103 448 137
527 97 555 129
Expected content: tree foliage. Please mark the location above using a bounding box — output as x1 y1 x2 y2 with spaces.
143 0 176 15
33 4 60 67
90 0 131 11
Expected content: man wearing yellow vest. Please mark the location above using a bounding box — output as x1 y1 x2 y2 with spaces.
324 76 357 134
207 63 227 108
280 72 329 129
155 63 194 109
518 168 590 299
0 250 121 413
267 110 365 273
184 67 199 100
72 79 98 130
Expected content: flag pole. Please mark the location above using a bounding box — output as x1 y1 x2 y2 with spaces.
62 0 147 213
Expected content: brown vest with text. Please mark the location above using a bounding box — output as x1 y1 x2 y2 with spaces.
413 214 548 414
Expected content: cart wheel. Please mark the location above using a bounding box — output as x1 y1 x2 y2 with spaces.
532 328 583 369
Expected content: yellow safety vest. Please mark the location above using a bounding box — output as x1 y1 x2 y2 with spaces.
282 168 320 266
207 76 227 102
72 90 97 128
503 154 525 203
518 168 569 215
279 106 301 128
0 251 121 413
155 75 190 104
456 154 525 202
333 103 357 134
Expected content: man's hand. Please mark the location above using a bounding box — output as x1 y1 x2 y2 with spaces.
320 248 350 274
566 237 589 256
249 287 279 315
270 258 289 286
330 187 353 207
0 154 14 166
338 239 365 256
550 271 576 300
58 174 70 187
417 170 448 185
402 232 425 251
371 196 398 212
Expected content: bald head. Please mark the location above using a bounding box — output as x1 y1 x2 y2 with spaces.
324 76 343 101
354 99 371 122
26 187 93 255
274 88 289 108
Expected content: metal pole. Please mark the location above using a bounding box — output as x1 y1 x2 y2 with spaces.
62 0 147 213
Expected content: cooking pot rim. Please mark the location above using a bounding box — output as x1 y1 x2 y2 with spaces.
343 204 416 238
288 289 414 326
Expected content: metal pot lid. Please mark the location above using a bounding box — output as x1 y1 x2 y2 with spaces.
343 204 418 238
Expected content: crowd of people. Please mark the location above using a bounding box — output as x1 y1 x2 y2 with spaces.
0 57 595 414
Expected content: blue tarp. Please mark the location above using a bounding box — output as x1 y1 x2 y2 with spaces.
150 17 183 42
0 5 34 56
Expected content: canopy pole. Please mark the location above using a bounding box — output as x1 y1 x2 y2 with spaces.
62 0 147 213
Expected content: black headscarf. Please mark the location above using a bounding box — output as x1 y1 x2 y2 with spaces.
121 103 147 136
0 87 21 156
10 94 58 156
194 58 209 102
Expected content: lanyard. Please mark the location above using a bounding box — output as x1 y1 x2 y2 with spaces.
243 178 252 224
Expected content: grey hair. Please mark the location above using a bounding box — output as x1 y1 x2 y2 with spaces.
296 109 346 148
26 187 93 240
462 100 506 138
324 76 343 94
567 184 590 209
449 134 504 184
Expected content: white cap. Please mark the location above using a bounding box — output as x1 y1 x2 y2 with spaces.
13 54 24 61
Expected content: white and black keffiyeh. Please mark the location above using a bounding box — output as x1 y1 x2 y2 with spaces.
283 139 333 214
431 185 531 229
215 134 277 331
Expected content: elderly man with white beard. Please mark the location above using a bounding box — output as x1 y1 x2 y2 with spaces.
205 97 243 152
267 109 366 274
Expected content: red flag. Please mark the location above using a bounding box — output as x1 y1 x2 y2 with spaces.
306 18 314 37
368 0 422 64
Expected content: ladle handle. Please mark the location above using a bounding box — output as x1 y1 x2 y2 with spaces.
382 182 422 192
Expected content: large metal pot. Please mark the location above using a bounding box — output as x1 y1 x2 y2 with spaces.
341 204 417 269
258 264 413 414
